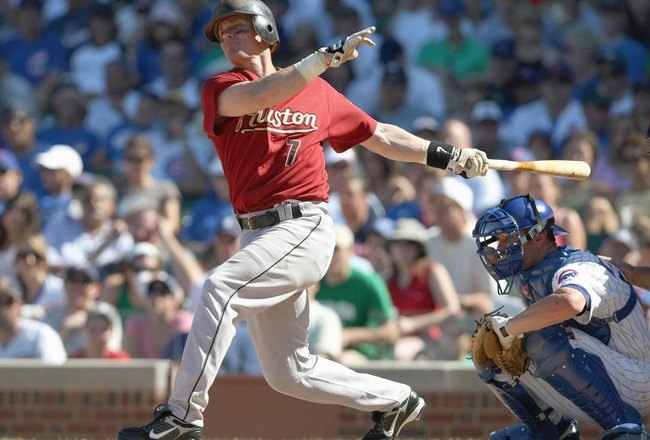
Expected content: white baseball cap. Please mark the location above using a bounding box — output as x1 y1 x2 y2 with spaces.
129 241 161 262
471 100 503 123
35 144 83 179
324 147 357 167
334 223 355 249
208 157 224 176
431 177 474 216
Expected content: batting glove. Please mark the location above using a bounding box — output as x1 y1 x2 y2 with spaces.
320 26 376 68
490 315 521 349
448 147 489 179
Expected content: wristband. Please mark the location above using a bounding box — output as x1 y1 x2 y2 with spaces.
425 141 456 170
294 51 328 82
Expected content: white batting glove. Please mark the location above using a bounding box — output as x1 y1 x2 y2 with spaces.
448 147 489 179
490 315 521 349
321 26 376 68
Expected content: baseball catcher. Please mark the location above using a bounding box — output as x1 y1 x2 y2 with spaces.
471 194 650 440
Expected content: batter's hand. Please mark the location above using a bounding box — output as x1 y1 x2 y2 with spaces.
449 147 489 179
321 26 376 68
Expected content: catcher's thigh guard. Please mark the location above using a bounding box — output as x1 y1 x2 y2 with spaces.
525 326 642 429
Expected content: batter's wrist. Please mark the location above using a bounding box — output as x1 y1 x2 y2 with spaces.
294 51 328 82
426 141 456 170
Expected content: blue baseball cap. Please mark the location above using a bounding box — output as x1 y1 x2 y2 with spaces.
0 149 20 173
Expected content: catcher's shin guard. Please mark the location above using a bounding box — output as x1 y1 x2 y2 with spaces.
525 325 642 429
489 419 581 440
476 364 573 440
599 423 650 440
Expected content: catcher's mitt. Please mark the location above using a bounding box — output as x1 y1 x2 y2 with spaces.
470 312 529 377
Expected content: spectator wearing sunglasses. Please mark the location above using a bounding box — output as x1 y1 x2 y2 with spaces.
123 271 193 359
14 234 65 320
0 276 66 363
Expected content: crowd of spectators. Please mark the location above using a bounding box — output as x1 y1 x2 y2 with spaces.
0 0 648 369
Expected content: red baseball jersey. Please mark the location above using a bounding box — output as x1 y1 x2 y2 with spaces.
202 67 377 214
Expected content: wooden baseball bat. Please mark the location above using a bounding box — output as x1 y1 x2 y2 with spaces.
487 159 591 180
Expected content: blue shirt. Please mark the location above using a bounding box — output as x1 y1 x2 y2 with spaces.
1 35 67 85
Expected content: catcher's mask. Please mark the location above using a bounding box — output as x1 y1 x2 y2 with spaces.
204 0 280 53
472 194 568 295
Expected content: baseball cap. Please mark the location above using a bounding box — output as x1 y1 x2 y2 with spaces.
129 241 161 262
389 218 427 244
65 264 100 284
1 103 36 125
145 271 182 298
207 157 224 176
324 147 357 167
582 86 612 109
35 144 83 179
148 1 183 26
0 149 20 173
218 216 240 238
334 223 355 249
438 0 465 16
491 39 515 60
596 48 626 75
431 177 474 216
597 0 626 12
605 229 639 252
471 100 503 123
379 38 404 65
412 115 440 135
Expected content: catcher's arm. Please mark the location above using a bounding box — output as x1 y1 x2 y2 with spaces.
500 288 587 337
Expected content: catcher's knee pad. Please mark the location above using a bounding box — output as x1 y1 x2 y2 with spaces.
525 325 642 429
599 423 650 440
484 378 567 440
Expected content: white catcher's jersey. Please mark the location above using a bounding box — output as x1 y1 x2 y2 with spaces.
513 247 650 421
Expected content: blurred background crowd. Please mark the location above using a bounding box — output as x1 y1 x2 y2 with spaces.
0 0 648 372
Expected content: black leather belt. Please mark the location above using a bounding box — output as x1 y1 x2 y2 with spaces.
237 204 303 230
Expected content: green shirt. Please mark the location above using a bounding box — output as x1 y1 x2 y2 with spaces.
317 268 396 360
417 38 489 80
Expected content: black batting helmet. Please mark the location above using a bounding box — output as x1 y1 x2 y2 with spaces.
204 0 279 53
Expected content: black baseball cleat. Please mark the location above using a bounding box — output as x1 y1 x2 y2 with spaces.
362 391 426 440
117 404 202 440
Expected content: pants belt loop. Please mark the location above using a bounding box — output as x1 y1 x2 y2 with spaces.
277 202 292 222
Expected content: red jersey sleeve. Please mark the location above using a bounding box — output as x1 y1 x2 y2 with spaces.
324 83 378 153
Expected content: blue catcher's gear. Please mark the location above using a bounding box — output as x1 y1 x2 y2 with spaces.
599 423 650 440
472 194 568 295
525 325 642 430
489 420 581 440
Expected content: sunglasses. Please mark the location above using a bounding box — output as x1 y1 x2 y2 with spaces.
124 155 150 163
620 153 649 164
148 281 171 296
65 271 93 285
16 250 42 260
0 295 16 308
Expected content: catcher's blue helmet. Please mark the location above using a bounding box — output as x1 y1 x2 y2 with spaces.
472 194 567 295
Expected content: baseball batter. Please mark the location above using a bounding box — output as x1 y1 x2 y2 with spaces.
118 1 489 440
472 194 650 440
